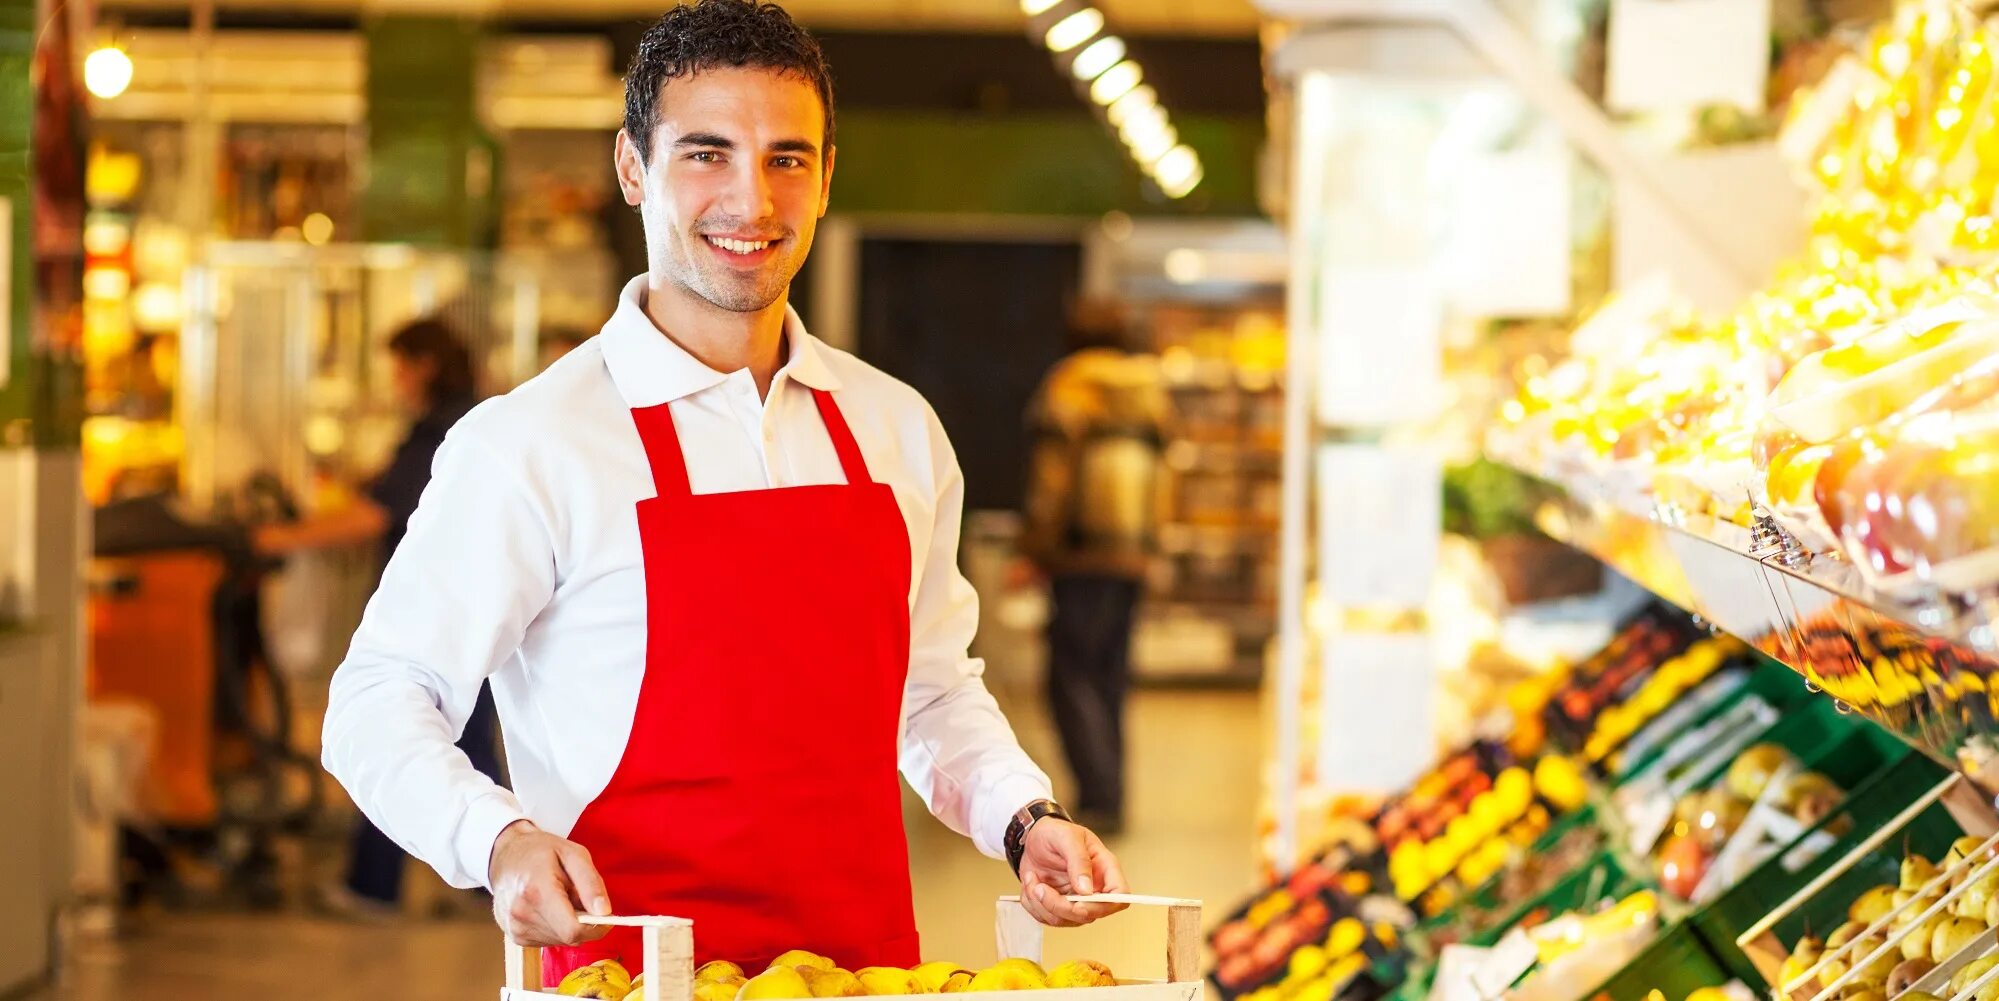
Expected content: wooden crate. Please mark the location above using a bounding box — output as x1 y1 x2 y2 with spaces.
500 894 1204 1001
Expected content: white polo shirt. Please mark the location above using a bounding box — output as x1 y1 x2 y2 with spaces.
322 275 1054 890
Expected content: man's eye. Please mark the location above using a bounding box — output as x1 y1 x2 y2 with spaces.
690 151 721 163
774 156 802 168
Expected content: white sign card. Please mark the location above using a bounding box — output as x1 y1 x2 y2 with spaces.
1315 266 1442 427
1441 149 1573 317
1317 629 1434 795
1316 443 1441 608
1607 0 1772 114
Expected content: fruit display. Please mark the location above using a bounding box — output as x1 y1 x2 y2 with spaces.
1209 888 1396 1001
1776 610 1999 729
1490 0 1999 599
1503 890 1666 1001
1419 826 1610 952
1374 745 1506 855
551 952 1126 1000
1643 742 1845 902
1770 836 1999 1001
1543 607 1703 752
1638 989 1754 1001
1581 636 1747 767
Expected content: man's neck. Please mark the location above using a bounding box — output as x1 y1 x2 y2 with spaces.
642 277 789 399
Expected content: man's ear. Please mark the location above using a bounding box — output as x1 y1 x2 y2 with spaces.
615 129 647 208
818 144 836 218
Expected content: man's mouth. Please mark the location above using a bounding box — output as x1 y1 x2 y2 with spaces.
705 235 778 256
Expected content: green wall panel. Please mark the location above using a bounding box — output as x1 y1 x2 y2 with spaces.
0 0 32 432
362 15 497 246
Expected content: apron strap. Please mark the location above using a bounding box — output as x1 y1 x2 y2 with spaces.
630 403 693 499
812 389 876 486
632 391 873 498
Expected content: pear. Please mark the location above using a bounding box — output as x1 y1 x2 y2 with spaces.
1986 891 1999 929
912 963 973 994
559 960 636 1000
1047 961 1116 989
1828 921 1867 951
1889 957 1937 995
1949 836 1989 866
772 953 838 973
1954 955 1999 996
1959 871 1999 920
701 963 750 984
854 968 926 995
697 983 743 1001
993 959 1046 978
1907 913 1949 960
1904 856 1941 892
1853 937 1898 983
1780 936 1823 990
799 969 867 998
1851 884 1899 925
741 967 815 1001
1932 916 1987 963
966 964 1049 992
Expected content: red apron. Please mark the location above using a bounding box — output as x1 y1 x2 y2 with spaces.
542 388 920 983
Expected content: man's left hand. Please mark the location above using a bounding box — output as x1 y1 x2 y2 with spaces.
1016 818 1129 928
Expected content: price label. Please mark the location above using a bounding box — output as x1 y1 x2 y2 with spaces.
1470 929 1539 999
1622 776 1676 857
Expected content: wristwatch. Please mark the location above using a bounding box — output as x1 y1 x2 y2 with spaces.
1004 799 1071 877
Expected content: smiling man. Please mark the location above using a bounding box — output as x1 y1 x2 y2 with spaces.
320 0 1128 985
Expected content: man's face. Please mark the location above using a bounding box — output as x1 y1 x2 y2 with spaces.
615 66 833 315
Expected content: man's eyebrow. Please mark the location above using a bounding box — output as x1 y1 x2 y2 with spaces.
769 138 820 156
673 132 736 149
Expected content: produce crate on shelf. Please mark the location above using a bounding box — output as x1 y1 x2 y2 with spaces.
1687 751 1956 988
1578 921 1736 1001
1470 850 1646 949
1207 883 1401 1001
1719 771 1999 1001
506 895 1204 1001
1607 659 1813 787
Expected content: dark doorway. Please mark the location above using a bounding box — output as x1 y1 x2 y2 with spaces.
856 237 1079 511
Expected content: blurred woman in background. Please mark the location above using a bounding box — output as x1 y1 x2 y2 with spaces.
257 317 504 917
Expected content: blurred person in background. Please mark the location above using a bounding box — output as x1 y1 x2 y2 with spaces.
255 317 504 917
1019 300 1171 835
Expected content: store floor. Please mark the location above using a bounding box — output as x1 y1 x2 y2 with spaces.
29 686 1259 1001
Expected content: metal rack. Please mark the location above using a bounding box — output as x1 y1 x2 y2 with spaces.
1497 450 1999 795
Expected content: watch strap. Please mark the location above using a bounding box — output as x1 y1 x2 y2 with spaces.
1005 799 1070 877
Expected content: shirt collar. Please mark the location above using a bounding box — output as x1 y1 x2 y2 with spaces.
598 275 842 409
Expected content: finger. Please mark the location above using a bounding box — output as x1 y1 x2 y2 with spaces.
1037 882 1097 926
560 843 613 917
1019 872 1075 928
538 866 595 945
1058 830 1097 897
1093 841 1131 895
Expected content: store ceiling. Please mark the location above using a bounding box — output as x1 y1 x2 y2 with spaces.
100 0 1261 37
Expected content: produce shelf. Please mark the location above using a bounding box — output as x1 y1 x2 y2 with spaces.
1500 454 1999 789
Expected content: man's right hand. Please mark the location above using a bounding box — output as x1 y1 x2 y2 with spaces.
489 819 614 947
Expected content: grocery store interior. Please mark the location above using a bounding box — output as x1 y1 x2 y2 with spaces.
13 0 1999 999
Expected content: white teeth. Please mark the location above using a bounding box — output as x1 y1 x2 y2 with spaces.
708 236 771 254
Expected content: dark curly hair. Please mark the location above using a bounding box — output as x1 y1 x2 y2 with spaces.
623 0 836 163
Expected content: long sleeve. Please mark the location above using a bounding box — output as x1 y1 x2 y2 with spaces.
899 407 1054 860
322 421 554 889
